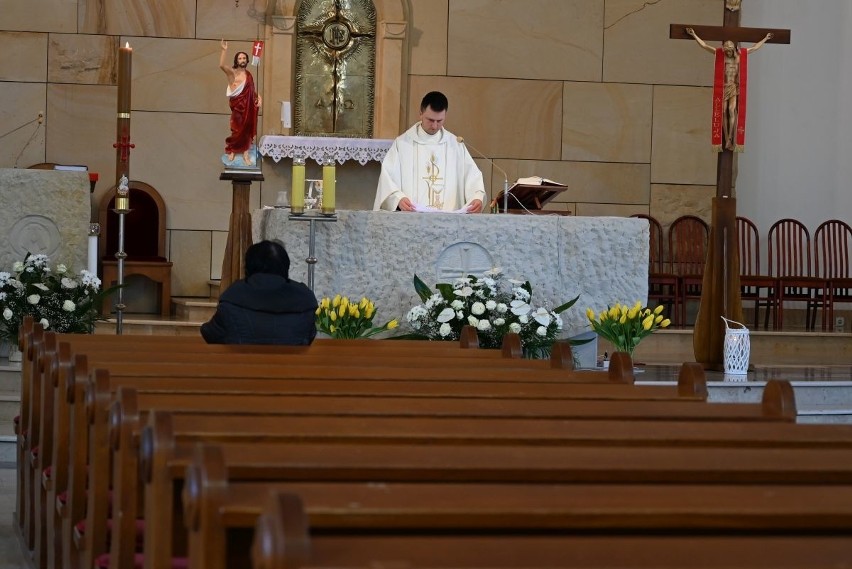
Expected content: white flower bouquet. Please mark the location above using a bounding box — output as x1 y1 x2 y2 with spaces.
0 253 111 342
405 268 581 359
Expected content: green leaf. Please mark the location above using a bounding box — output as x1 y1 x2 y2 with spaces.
553 293 580 314
413 274 432 302
435 283 454 300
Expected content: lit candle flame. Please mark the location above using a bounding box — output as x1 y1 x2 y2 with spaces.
125 42 130 49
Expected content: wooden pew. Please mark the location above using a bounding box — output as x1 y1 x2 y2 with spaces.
251 492 852 569
133 432 852 569
27 327 576 568
24 323 600 562
180 444 852 569
79 359 712 569
125 380 803 569
53 346 648 563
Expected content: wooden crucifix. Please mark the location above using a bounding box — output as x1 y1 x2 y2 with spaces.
670 0 790 369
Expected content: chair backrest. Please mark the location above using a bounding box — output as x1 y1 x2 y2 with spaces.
767 218 813 278
814 219 852 279
98 180 167 261
736 216 762 276
668 215 709 276
631 214 666 273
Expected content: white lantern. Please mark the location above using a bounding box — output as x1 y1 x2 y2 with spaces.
722 317 750 375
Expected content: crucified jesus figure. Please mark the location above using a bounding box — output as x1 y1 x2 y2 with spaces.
686 27 772 151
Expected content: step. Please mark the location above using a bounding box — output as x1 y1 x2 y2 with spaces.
94 318 203 336
628 328 852 366
172 297 216 322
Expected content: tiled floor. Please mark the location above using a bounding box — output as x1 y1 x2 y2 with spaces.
0 443 29 569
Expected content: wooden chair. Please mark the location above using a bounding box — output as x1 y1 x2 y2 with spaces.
736 216 779 330
767 218 827 331
668 215 709 327
814 219 852 331
98 181 173 316
631 214 679 325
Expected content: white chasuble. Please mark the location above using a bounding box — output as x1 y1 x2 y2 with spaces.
374 123 486 212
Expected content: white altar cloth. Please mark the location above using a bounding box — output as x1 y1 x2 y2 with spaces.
252 209 649 338
258 135 393 165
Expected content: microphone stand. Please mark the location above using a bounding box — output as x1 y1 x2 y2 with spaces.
458 137 510 214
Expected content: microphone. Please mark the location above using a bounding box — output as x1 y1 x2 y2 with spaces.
457 136 510 214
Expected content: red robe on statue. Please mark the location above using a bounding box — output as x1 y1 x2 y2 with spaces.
225 70 258 155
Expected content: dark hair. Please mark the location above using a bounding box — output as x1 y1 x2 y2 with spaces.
232 51 249 69
245 240 290 280
420 91 448 113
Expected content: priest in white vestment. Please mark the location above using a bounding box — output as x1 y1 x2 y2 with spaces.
374 91 486 213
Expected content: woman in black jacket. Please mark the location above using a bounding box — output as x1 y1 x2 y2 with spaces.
201 240 318 344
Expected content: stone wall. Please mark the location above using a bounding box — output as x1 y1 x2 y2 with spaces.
0 169 89 272
254 209 648 338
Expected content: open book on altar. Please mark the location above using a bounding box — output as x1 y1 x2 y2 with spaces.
492 176 568 213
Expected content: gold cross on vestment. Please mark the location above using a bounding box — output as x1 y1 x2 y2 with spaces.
423 154 444 208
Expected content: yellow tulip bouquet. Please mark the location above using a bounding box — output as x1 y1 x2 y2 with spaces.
315 295 399 339
585 301 671 357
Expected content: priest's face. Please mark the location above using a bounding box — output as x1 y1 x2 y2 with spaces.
419 106 446 135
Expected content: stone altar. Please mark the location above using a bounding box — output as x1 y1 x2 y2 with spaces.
0 169 90 272
253 209 649 337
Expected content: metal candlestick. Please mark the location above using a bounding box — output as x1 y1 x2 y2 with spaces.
288 213 337 291
113 200 130 334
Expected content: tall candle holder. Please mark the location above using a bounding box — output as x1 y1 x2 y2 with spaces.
113 175 131 334
288 212 337 291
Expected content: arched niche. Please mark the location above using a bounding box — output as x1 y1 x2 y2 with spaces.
266 0 409 139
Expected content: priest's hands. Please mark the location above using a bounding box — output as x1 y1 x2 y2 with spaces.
397 197 416 211
466 199 483 214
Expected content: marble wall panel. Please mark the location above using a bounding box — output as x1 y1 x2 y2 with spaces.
196 0 266 41
130 37 259 115
130 111 262 231
408 76 562 160
409 0 448 76
48 34 116 85
0 32 47 81
0 83 46 168
650 183 715 232
495 160 650 207
448 0 603 82
603 0 718 86
575 203 646 218
562 82 652 163
210 231 228 281
0 0 77 33
651 85 716 186
170 230 213 297
45 84 116 215
79 0 196 38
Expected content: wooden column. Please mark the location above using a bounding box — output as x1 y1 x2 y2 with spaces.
693 196 744 366
219 171 264 292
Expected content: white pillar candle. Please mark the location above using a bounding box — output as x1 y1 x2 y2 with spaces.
88 233 98 275
280 101 292 129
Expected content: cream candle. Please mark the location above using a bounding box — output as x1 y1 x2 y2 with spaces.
322 157 336 215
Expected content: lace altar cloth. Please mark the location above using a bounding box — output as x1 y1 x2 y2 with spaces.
258 136 393 165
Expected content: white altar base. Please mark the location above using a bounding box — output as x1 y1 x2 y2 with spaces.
0 169 90 271
253 210 649 338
